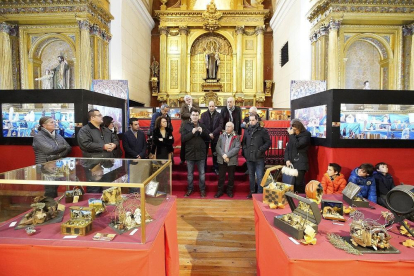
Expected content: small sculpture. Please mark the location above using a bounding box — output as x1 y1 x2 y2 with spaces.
35 70 54 89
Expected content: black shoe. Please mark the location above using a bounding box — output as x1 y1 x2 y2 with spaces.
184 189 193 197
179 160 185 165
214 191 223 198
246 193 252 199
244 170 249 175
201 190 206 198
226 191 234 198
214 169 219 175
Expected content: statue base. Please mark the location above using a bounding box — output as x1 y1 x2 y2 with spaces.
202 81 222 93
203 91 220 106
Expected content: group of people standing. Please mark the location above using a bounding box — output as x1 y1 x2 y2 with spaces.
32 98 313 199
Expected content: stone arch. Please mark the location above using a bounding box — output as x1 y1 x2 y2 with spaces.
189 32 234 94
28 34 76 89
343 34 393 90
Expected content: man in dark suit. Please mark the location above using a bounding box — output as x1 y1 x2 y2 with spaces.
179 95 199 164
122 118 147 159
200 100 223 174
220 97 242 135
150 103 173 134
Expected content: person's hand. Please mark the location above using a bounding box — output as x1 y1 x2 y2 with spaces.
222 154 228 159
209 133 214 139
197 126 202 132
287 127 294 135
104 144 113 151
192 128 197 134
225 157 230 163
109 143 117 149
136 155 141 159
286 161 292 167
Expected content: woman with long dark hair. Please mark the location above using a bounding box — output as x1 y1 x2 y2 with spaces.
284 119 311 193
151 116 174 159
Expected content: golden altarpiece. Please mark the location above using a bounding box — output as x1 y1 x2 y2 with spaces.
308 0 414 91
155 0 270 107
0 0 113 90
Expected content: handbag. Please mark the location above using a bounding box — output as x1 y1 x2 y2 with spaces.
282 165 298 185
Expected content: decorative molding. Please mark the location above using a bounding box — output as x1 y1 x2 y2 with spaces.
179 25 189 35
159 26 169 35
329 19 341 31
130 0 155 30
403 24 414 36
78 20 90 31
202 1 222 32
255 25 265 35
235 25 245 35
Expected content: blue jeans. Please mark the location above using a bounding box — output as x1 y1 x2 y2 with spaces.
187 160 206 191
246 159 265 194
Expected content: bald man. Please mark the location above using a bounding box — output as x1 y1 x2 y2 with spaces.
220 97 242 135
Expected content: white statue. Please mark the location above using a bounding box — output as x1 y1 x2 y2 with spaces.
35 70 54 89
52 56 70 89
134 208 142 225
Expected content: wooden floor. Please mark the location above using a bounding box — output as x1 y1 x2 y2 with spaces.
177 198 257 276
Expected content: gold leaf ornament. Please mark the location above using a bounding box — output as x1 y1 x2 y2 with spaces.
400 224 413 237
301 225 317 245
402 239 414 248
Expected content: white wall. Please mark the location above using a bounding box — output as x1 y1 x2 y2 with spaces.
270 0 311 108
110 0 155 105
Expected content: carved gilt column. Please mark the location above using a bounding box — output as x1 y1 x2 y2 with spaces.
328 19 341 89
79 20 92 90
404 24 414 90
256 25 265 95
236 26 244 94
317 26 328 81
310 33 317 81
179 26 188 94
0 22 13 89
159 26 168 94
102 32 111 80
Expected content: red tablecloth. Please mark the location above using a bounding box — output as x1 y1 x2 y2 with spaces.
0 196 179 276
253 194 414 276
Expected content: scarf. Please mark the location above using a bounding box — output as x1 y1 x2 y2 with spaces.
228 106 235 122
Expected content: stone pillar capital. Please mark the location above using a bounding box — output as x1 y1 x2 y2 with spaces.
159 26 169 36
90 24 101 36
78 20 90 31
0 22 13 35
319 25 329 37
255 25 265 35
235 25 245 35
310 32 318 43
329 19 341 31
403 24 414 36
179 26 189 35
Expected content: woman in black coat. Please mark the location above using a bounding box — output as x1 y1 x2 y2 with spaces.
284 119 311 193
151 116 174 159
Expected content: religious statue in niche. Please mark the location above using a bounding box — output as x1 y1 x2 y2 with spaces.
204 44 220 81
52 55 70 89
150 56 160 95
35 69 54 89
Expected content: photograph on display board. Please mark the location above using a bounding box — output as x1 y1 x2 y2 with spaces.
294 105 327 138
241 108 267 121
269 109 291 121
2 103 75 138
340 104 414 140
88 104 123 134
130 107 153 119
290 80 326 100
91 80 129 100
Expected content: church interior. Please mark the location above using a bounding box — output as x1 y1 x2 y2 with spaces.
1 0 414 275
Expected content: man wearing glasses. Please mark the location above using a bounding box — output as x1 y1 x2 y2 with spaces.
77 109 119 158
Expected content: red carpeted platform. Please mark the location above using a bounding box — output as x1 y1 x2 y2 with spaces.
171 156 252 200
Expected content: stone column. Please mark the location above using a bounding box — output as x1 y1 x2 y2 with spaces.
317 26 329 81
78 20 92 90
0 22 13 89
256 25 265 95
102 31 111 80
236 26 244 95
310 33 317 81
328 19 341 89
179 26 188 94
159 26 168 94
404 24 414 90
90 24 101 80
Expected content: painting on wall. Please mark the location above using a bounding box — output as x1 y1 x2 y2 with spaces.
290 80 326 100
91 80 129 100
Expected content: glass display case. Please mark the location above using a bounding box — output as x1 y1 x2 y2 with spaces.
291 89 414 148
0 158 172 244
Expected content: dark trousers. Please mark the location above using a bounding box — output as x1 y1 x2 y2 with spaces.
180 142 186 162
218 163 236 192
205 141 218 171
294 170 306 193
247 159 265 194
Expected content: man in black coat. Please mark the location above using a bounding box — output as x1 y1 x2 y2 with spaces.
181 108 210 198
221 97 242 135
242 114 271 198
179 95 199 164
200 101 223 174
123 118 147 159
77 109 119 158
